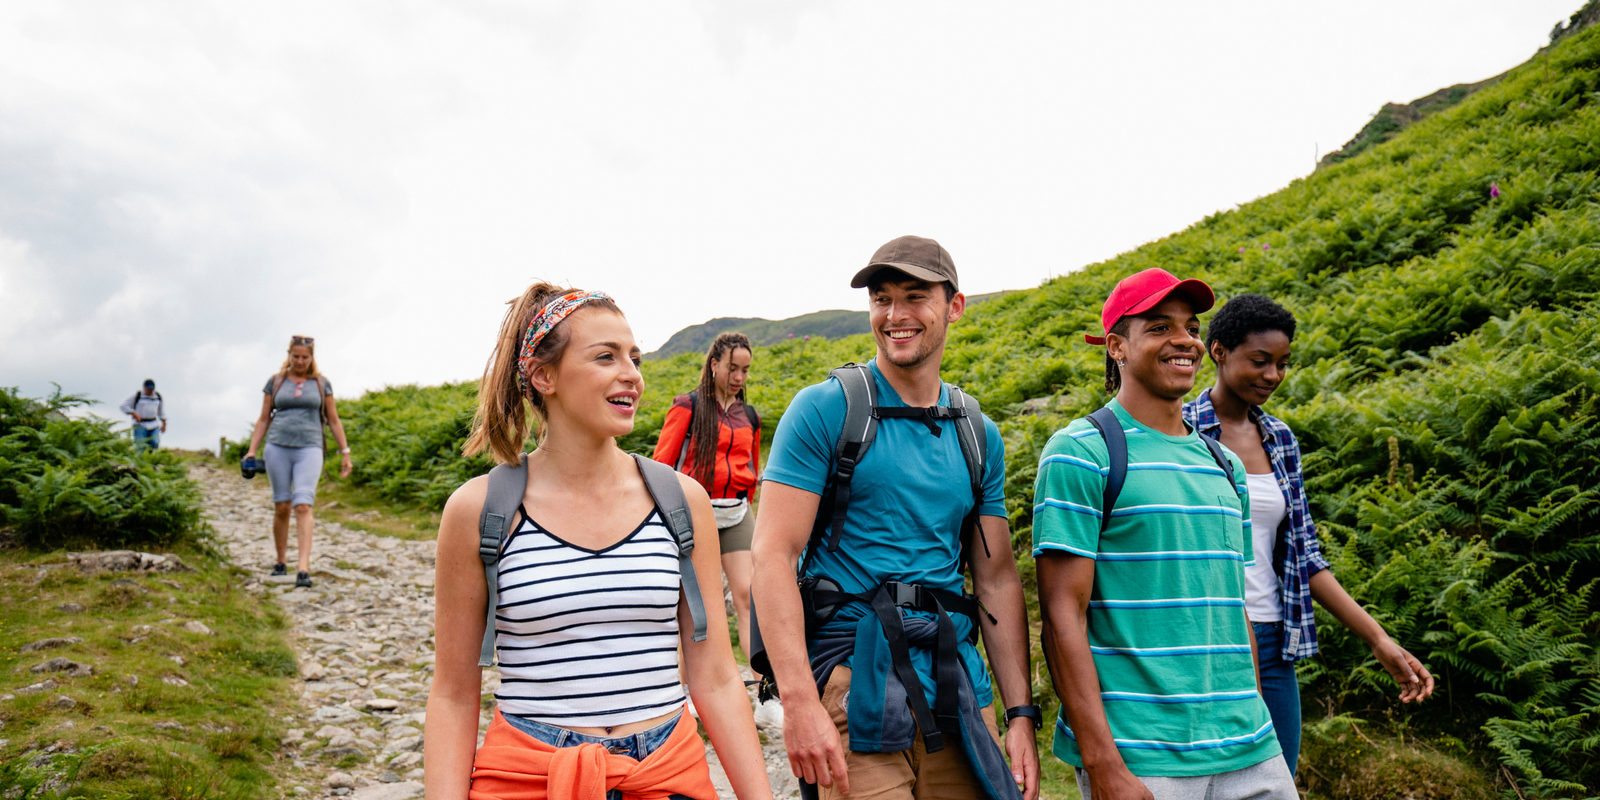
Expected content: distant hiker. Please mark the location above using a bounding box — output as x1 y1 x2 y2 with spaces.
243 335 352 589
424 283 770 800
1185 293 1434 775
650 331 784 729
751 235 1039 800
120 379 166 452
1033 269 1296 800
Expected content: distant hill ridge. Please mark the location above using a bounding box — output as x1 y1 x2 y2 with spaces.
1319 0 1600 168
645 291 1011 360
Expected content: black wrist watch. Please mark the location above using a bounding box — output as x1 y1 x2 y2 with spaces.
1005 704 1043 730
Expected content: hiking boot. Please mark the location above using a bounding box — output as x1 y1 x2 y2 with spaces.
271 563 287 577
295 571 313 588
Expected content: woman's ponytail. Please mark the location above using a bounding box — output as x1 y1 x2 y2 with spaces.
463 281 620 465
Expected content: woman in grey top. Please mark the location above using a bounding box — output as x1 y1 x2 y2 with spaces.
245 335 352 588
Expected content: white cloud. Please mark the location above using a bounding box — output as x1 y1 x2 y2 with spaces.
0 0 1583 448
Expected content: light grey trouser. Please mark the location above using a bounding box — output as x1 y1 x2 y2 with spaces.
1076 756 1296 800
264 442 323 507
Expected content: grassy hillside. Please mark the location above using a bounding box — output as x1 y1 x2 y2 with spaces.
336 20 1600 797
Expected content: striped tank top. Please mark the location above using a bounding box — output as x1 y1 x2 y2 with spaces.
493 505 686 727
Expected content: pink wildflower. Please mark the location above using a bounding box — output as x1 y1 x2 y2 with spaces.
1490 183 1501 198
1262 244 1271 250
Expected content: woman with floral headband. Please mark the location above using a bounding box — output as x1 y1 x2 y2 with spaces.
244 334 352 589
424 282 771 800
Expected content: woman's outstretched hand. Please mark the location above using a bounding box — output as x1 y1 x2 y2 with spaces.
339 452 353 478
1372 639 1434 703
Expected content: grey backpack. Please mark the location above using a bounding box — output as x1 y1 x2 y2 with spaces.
473 452 709 667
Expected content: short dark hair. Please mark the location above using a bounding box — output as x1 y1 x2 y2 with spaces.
866 273 956 301
1103 316 1132 394
1204 294 1296 361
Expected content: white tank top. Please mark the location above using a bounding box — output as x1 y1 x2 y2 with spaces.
492 507 686 727
1245 472 1288 622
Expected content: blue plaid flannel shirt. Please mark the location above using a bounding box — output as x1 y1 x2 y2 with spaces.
1184 388 1330 662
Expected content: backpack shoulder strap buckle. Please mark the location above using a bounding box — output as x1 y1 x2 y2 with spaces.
883 580 925 610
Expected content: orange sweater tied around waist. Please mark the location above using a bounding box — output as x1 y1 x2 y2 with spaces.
469 708 716 800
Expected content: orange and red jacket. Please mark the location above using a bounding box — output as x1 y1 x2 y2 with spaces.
651 392 761 500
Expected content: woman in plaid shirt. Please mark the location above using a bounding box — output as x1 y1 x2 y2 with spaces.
1184 293 1435 775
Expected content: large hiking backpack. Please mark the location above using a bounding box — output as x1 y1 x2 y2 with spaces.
473 452 709 668
673 390 762 475
748 362 992 754
1083 405 1236 531
268 374 333 452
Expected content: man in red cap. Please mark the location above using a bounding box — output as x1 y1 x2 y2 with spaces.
1031 269 1296 800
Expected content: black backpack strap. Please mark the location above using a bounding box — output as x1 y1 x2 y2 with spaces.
1085 407 1127 534
823 364 878 554
478 455 529 667
744 401 760 432
1197 431 1236 491
947 386 991 563
674 392 698 471
633 454 709 642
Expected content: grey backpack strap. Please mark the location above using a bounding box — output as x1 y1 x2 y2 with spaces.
1086 407 1127 534
632 454 708 642
477 455 529 667
824 363 879 553
947 386 990 561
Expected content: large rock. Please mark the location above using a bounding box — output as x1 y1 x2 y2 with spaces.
19 637 82 653
29 658 93 678
68 551 193 574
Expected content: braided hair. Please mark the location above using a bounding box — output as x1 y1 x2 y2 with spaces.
687 332 753 489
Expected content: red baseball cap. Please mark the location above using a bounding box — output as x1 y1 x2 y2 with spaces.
1084 268 1216 345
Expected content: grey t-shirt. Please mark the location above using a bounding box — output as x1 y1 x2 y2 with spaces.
264 375 331 449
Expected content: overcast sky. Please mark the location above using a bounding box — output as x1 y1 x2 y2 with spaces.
0 0 1581 450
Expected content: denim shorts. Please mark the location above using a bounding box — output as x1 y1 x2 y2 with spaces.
502 710 682 763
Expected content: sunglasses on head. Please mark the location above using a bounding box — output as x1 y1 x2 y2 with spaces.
291 336 315 347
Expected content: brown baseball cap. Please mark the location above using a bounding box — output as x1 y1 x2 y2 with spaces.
849 235 959 293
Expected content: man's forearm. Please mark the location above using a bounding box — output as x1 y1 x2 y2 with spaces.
1043 611 1122 769
1037 556 1124 771
750 550 820 705
978 572 1032 709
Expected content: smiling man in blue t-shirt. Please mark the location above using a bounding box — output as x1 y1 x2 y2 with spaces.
752 236 1038 800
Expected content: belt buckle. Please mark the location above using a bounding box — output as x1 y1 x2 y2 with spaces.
886 581 922 609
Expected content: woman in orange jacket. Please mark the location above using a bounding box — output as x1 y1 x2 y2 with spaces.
650 332 780 728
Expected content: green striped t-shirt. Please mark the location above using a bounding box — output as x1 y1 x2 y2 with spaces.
1031 399 1281 777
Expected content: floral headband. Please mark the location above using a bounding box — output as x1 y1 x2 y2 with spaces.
515 290 613 397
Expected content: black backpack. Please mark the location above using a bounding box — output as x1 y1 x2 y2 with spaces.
472 453 708 667
1084 405 1236 531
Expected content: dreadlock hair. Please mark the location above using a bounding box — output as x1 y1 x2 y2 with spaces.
1103 316 1132 394
463 281 623 465
686 332 753 489
1204 293 1297 361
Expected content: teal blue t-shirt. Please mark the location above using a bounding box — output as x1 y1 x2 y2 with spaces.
763 359 1007 704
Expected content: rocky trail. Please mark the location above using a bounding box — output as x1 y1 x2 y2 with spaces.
193 462 797 799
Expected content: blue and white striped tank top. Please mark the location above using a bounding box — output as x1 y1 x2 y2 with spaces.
493 506 686 727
